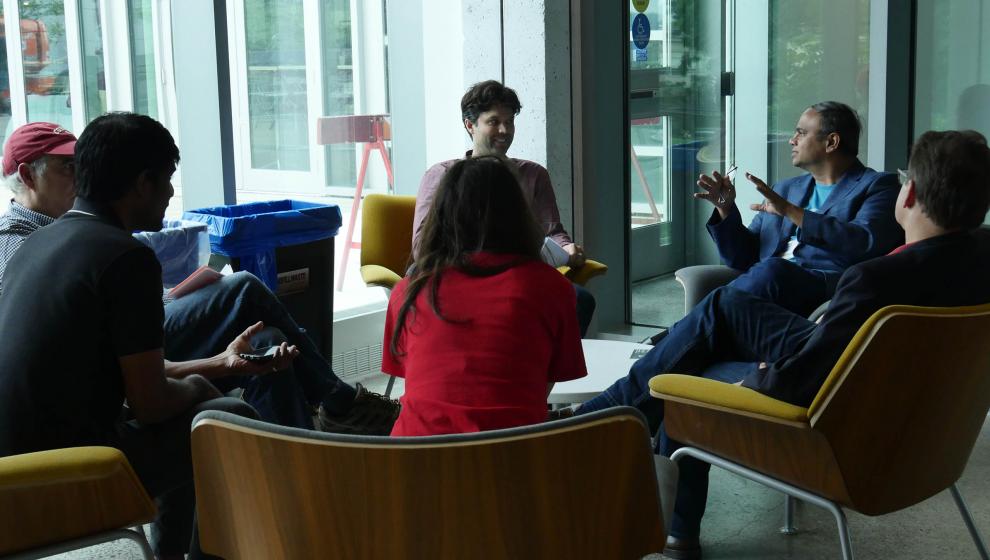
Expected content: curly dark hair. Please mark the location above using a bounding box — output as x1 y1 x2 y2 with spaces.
75 112 179 202
389 156 542 357
460 80 522 124
808 101 862 157
907 130 990 230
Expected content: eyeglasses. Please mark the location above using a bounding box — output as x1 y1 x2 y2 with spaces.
897 168 910 185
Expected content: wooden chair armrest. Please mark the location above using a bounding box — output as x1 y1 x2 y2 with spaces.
650 374 809 426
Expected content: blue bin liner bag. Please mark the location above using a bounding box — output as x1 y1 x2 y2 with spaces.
133 220 210 288
181 200 342 290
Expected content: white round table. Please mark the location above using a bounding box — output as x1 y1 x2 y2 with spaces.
548 339 652 404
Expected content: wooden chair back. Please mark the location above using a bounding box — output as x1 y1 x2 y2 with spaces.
360 194 416 279
808 303 990 514
191 407 665 560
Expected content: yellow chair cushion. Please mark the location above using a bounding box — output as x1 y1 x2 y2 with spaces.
650 374 809 424
360 264 403 289
0 446 156 555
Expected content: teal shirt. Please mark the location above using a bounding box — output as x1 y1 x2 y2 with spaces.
783 182 836 259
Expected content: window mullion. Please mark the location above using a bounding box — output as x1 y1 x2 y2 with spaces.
2 0 27 127
63 0 88 133
101 0 134 111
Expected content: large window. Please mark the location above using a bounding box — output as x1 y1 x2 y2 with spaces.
19 0 73 130
914 1 990 138
228 0 389 196
768 0 870 183
914 0 990 224
0 0 176 215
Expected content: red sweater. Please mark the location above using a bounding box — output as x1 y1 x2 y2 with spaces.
383 252 587 436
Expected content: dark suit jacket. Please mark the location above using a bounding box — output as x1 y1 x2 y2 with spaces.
707 162 903 283
742 231 990 407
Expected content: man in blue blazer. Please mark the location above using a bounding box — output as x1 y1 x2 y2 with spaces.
696 101 903 316
587 130 990 560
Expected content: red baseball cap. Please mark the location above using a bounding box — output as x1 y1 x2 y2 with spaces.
3 122 77 176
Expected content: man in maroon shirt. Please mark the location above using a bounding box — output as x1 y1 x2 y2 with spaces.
413 80 596 335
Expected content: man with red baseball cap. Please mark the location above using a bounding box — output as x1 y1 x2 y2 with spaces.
0 122 77 285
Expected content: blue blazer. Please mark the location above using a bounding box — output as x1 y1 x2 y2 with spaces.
707 162 903 284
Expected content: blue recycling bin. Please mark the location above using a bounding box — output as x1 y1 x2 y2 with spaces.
182 200 342 357
133 219 210 288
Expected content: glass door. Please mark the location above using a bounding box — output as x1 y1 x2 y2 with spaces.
627 0 729 325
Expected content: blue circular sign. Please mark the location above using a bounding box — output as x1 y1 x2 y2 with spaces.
632 13 651 50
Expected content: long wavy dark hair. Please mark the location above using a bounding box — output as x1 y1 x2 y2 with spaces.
390 155 543 356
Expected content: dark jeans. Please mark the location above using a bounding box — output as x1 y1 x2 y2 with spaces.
113 397 257 558
574 283 596 337
163 272 357 423
576 287 817 538
727 257 836 318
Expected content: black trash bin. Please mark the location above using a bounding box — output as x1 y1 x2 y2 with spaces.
183 200 342 357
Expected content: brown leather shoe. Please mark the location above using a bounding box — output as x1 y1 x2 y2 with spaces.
663 535 702 559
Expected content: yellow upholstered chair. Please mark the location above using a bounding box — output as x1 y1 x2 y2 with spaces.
650 303 990 560
0 446 157 559
360 193 608 290
191 406 666 559
360 194 416 289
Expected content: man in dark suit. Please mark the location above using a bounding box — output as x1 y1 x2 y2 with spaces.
696 101 904 316
625 130 990 559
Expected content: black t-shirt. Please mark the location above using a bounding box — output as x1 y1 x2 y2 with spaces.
0 202 164 456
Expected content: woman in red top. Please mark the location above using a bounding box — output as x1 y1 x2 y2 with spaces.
383 156 587 436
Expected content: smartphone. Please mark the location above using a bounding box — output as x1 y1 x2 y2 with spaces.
238 346 279 364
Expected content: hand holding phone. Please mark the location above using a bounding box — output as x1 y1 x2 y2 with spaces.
238 346 279 364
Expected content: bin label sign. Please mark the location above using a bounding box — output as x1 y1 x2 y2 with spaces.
277 267 310 296
632 13 651 50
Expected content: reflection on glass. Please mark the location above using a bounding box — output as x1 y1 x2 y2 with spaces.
628 0 726 325
129 0 158 119
0 5 12 148
768 0 869 183
244 0 309 171
19 1 72 130
321 0 356 186
914 0 990 224
79 0 106 120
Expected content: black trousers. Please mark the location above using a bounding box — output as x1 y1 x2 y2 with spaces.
112 397 258 558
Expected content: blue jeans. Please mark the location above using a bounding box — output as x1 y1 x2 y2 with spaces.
162 272 357 428
727 257 836 317
577 287 817 538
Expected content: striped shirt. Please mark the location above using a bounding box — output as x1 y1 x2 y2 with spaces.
0 200 54 294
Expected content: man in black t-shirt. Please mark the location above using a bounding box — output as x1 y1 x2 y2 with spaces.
0 113 283 560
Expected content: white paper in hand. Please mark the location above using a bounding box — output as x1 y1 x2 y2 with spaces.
540 237 570 267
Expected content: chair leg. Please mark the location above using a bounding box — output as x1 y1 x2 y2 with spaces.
780 494 798 535
950 484 990 560
670 446 855 560
823 500 854 560
384 374 396 399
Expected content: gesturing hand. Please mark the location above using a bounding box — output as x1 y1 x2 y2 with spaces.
695 170 736 211
745 173 802 225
